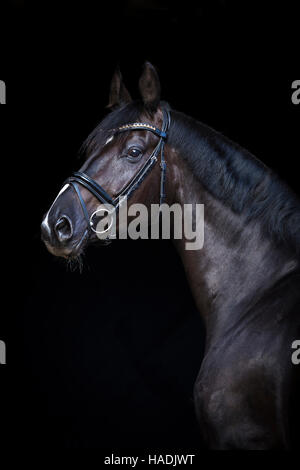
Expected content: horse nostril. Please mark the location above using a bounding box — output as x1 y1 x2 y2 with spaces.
55 216 73 242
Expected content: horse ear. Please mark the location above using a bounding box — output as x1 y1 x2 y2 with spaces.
138 62 161 110
107 68 132 109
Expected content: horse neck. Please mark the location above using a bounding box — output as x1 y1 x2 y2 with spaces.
166 146 299 335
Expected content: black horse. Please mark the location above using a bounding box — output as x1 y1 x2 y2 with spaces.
41 63 300 449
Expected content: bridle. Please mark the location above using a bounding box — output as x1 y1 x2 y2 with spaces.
65 108 171 234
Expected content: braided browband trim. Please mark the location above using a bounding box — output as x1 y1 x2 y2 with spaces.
118 123 157 131
115 122 167 139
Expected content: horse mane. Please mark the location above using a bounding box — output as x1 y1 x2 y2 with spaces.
82 101 300 256
169 108 300 256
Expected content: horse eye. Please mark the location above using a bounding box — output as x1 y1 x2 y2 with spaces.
127 147 142 158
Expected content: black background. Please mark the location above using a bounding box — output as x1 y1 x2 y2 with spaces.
1 0 299 452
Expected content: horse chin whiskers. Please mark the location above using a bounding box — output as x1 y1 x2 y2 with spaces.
65 253 84 273
68 228 90 257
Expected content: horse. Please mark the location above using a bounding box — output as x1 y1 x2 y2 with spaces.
41 62 300 449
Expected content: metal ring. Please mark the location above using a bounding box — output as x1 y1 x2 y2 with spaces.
89 207 115 235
